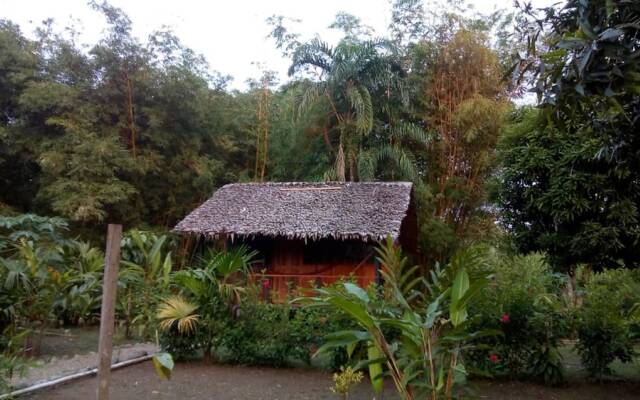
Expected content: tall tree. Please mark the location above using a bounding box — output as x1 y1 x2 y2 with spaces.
0 20 40 210
498 0 640 271
288 38 395 181
416 29 508 261
0 2 253 234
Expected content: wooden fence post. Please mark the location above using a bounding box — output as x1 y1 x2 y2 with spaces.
97 224 122 400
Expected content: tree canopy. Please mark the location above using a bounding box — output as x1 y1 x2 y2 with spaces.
1 0 639 270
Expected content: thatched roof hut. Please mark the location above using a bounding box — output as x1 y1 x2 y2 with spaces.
174 181 414 243
174 181 416 301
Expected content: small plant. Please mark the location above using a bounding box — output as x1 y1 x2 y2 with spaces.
467 252 567 385
303 239 497 400
330 366 364 400
0 327 29 393
118 229 174 338
168 245 258 363
156 296 200 361
575 269 640 380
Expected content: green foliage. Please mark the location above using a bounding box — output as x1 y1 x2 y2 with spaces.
288 37 405 181
468 251 568 385
304 242 496 400
165 245 258 361
412 27 508 264
220 303 312 366
152 351 174 380
117 229 173 338
0 6 247 231
158 328 200 362
219 300 357 368
0 214 71 338
575 269 640 380
52 241 105 325
161 245 357 368
0 216 176 348
0 213 70 255
501 0 640 270
0 328 29 393
162 264 355 368
497 107 640 271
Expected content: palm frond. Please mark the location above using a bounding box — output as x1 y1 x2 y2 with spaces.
390 122 431 146
296 83 323 119
200 245 258 278
374 145 418 180
288 38 334 76
157 295 199 335
357 150 377 181
346 85 373 135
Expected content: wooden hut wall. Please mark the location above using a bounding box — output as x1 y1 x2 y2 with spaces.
261 238 376 302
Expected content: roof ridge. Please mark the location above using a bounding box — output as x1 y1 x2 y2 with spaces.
222 181 413 187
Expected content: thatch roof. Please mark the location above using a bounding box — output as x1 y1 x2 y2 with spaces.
174 182 413 242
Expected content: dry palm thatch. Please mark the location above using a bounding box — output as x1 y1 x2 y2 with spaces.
174 181 413 242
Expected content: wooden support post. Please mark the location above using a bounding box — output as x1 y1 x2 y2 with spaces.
97 224 122 400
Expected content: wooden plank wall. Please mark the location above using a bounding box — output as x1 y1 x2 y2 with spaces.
259 238 377 302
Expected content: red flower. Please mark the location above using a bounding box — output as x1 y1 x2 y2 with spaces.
501 313 510 324
262 279 271 289
489 353 499 363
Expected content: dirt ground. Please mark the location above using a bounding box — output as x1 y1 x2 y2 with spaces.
24 361 640 400
37 326 137 360
8 326 155 391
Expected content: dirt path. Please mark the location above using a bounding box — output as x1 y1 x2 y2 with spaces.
25 361 391 400
24 361 640 400
10 342 157 390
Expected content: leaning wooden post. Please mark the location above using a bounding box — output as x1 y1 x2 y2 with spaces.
97 224 122 400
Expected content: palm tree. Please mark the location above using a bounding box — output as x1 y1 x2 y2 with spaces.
289 38 431 182
170 245 258 362
289 38 398 181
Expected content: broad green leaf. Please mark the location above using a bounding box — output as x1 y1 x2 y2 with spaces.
314 330 371 356
347 342 357 358
130 230 146 258
327 296 375 329
343 282 369 303
450 268 469 303
161 252 172 284
436 364 444 391
152 352 174 380
148 235 167 273
367 343 384 394
453 362 467 385
450 269 469 327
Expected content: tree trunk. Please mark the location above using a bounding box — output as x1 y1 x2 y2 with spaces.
336 142 346 182
125 74 136 158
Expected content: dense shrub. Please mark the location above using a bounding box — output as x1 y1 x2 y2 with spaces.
468 252 568 385
218 302 354 368
157 300 354 368
159 328 200 361
575 269 640 380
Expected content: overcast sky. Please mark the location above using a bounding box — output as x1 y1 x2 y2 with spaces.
3 0 555 90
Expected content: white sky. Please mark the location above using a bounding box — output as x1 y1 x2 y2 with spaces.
2 0 555 90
